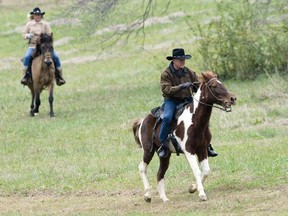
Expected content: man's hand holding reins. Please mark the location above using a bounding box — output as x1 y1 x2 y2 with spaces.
180 82 193 89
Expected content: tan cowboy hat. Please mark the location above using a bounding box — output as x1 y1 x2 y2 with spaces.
166 48 192 60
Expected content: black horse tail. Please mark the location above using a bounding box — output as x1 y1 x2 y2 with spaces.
132 119 142 147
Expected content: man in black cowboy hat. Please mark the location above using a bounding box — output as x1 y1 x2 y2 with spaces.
158 48 218 158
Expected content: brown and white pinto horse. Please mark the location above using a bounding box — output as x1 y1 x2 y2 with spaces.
27 33 55 117
132 71 236 203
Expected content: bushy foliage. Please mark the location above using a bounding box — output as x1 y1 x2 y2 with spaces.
195 0 288 80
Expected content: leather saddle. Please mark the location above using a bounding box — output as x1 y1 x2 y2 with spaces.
150 101 191 155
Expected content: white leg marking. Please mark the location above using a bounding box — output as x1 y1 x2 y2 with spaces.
185 153 207 201
157 179 169 203
200 159 210 183
138 161 152 202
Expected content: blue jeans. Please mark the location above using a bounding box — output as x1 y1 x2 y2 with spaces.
23 48 61 69
159 98 192 143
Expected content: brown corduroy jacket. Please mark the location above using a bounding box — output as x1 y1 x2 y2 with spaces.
160 63 198 100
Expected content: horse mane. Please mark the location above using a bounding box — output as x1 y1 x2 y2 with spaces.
198 71 217 83
33 33 53 58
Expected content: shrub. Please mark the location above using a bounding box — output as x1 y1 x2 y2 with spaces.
194 0 288 80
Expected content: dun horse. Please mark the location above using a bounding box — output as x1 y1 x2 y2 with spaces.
133 71 236 203
27 33 55 117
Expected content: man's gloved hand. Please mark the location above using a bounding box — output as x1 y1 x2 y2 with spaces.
25 33 34 39
180 82 193 89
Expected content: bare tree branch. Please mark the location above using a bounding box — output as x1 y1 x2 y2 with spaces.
63 0 171 48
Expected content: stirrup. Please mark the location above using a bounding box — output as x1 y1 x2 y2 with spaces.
20 71 32 85
56 77 65 86
20 77 28 85
158 144 169 158
208 144 218 157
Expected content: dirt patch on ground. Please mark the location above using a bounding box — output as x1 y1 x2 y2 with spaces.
0 185 287 215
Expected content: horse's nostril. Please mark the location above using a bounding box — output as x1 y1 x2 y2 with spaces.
45 61 52 66
230 96 236 103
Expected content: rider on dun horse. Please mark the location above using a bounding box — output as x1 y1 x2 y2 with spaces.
21 7 65 86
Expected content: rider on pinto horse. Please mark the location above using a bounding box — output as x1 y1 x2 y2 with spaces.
157 48 218 158
20 7 65 86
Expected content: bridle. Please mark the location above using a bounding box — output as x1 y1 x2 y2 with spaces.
191 78 232 112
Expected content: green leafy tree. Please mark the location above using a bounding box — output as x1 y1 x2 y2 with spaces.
194 0 288 80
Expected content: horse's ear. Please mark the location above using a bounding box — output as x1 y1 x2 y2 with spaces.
201 72 209 82
202 71 217 81
198 74 204 83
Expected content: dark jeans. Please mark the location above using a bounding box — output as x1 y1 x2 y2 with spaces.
23 47 61 69
159 97 192 143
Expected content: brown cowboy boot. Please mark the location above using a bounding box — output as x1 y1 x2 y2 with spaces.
158 138 170 158
55 68 66 86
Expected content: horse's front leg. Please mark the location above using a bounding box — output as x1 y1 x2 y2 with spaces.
157 154 171 203
48 84 54 117
30 89 35 116
200 158 210 183
200 131 211 183
34 89 41 114
185 152 207 201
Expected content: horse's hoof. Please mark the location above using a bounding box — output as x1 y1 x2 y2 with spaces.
162 198 170 204
50 113 55 117
188 184 197 193
199 194 207 201
144 196 151 203
30 112 34 116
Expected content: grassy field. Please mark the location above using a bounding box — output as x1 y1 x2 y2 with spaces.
0 0 288 215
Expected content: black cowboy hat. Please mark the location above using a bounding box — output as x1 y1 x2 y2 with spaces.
166 48 192 60
30 7 45 15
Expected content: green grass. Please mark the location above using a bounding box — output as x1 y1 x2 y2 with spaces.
0 0 288 215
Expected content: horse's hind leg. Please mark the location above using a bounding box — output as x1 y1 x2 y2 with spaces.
138 143 156 203
157 154 171 203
